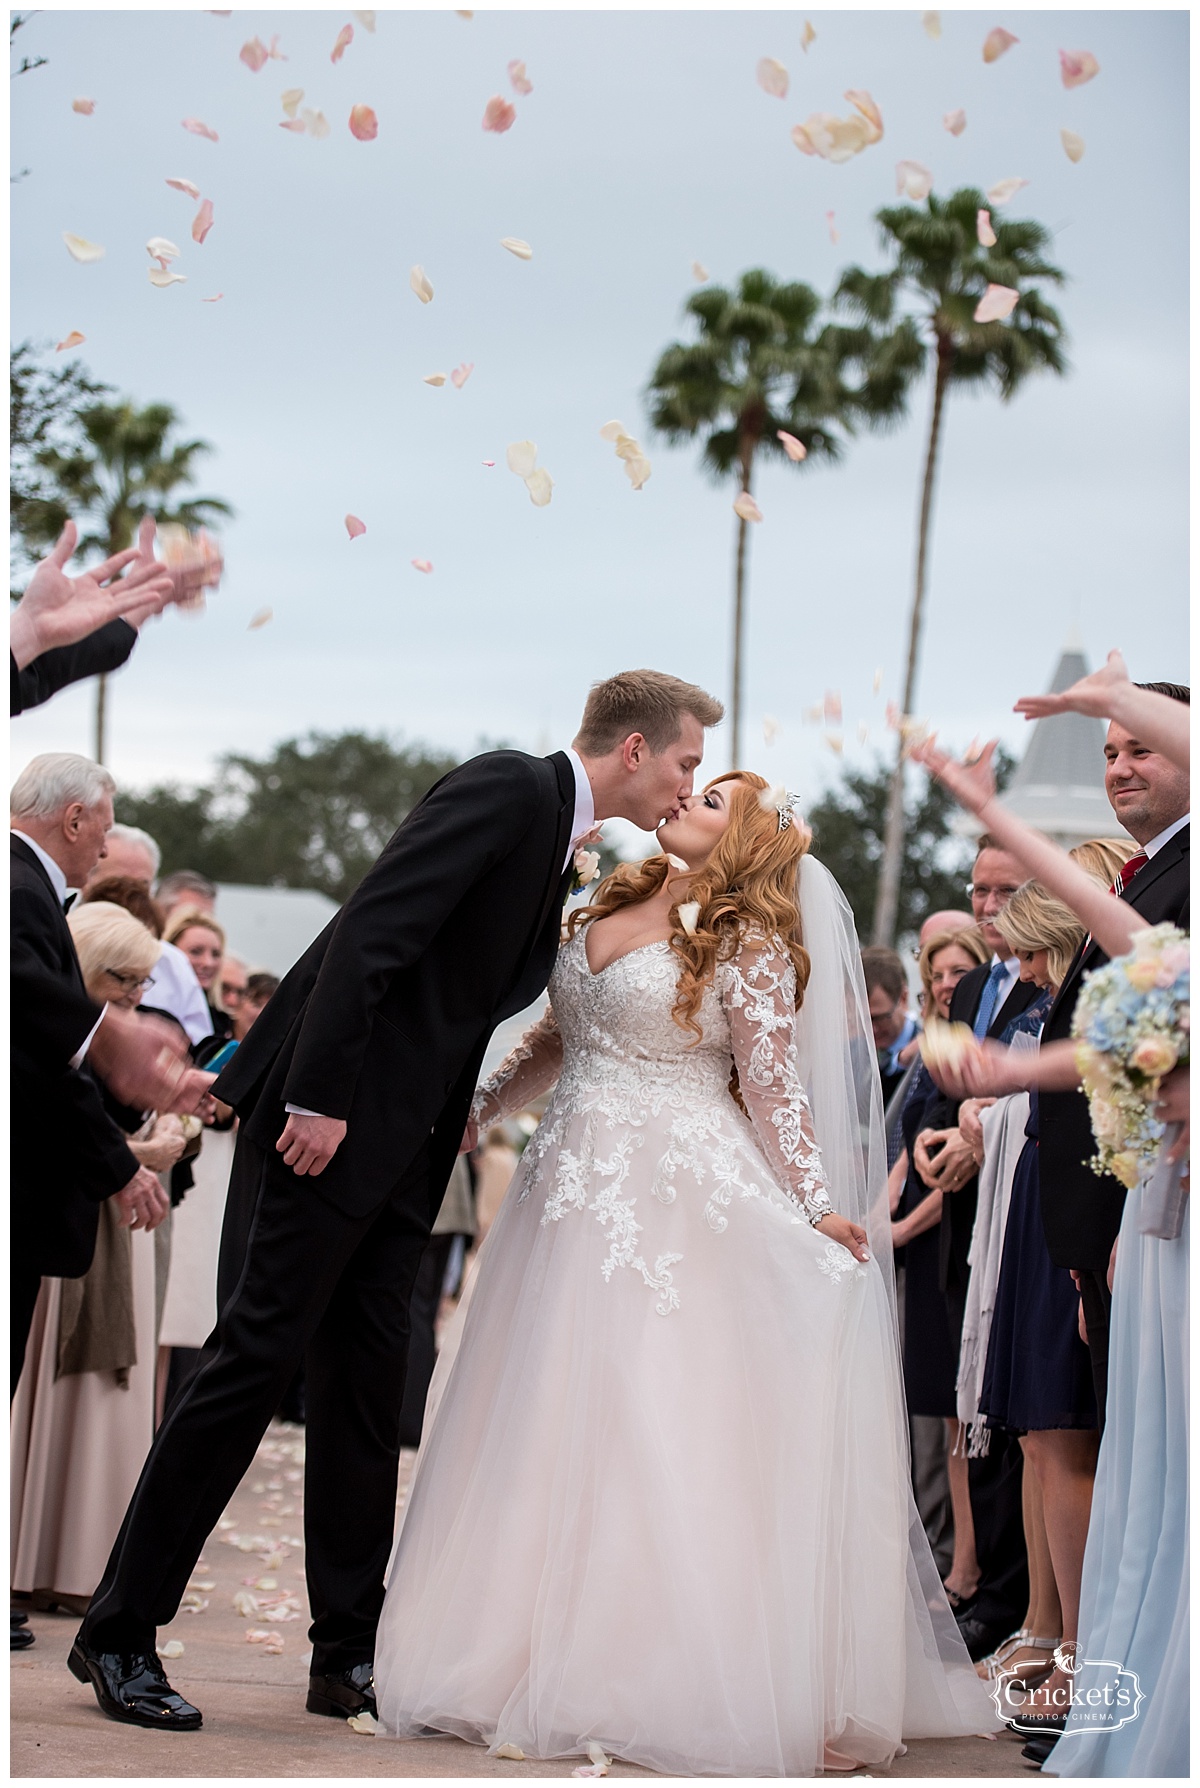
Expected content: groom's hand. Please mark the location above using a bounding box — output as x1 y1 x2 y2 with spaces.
276 1112 348 1176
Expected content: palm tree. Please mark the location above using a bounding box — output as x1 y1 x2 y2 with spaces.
835 188 1067 946
647 269 923 767
20 400 232 762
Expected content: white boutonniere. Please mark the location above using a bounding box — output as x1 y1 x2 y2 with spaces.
568 826 604 898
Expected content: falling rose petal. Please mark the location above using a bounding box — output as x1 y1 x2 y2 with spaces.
872 667 883 693
982 27 1018 63
423 373 447 386
677 901 701 937
508 59 533 95
72 97 95 115
55 332 86 352
409 265 434 303
302 109 331 140
149 266 187 286
192 199 214 244
331 23 354 62
1061 127 1086 163
825 210 839 244
182 117 219 141
762 716 780 746
943 107 966 135
599 420 625 442
267 35 286 61
973 282 1019 323
976 207 997 246
202 293 224 302
525 468 554 506
896 159 933 200
345 514 366 538
450 362 474 388
354 11 376 31
623 454 652 490
777 430 807 461
923 11 941 37
158 1641 185 1659
756 58 789 100
281 88 304 117
146 236 181 261
240 36 268 72
166 177 201 197
733 491 762 522
349 104 378 140
825 732 844 754
801 20 816 51
500 237 532 259
665 852 689 870
1059 49 1099 89
613 433 642 461
845 89 884 137
482 460 495 467
411 559 433 573
248 607 273 629
857 722 870 744
279 119 306 133
824 690 843 725
482 95 517 133
986 175 1028 206
506 441 537 477
798 104 878 161
691 260 709 281
63 233 105 263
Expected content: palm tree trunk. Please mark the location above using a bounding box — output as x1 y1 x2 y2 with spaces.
872 336 951 946
730 447 754 770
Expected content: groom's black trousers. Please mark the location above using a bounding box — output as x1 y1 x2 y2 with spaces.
84 1132 439 1674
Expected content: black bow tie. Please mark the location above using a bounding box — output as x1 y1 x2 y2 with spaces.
62 892 78 915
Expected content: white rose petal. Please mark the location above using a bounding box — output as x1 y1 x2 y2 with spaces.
896 159 933 200
410 265 434 303
348 1711 380 1735
423 372 447 386
973 283 1019 323
1060 128 1085 163
677 901 701 937
149 266 188 287
733 491 762 522
986 176 1028 207
146 236 181 262
691 260 709 281
665 853 689 870
976 208 997 247
525 467 554 506
506 440 538 477
599 420 625 441
756 57 789 99
943 107 966 135
494 1744 526 1760
158 1640 185 1658
500 236 532 260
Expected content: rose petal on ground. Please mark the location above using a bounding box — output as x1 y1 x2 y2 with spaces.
1061 127 1085 162
345 514 366 538
973 282 1019 322
500 236 532 259
147 235 181 261
982 27 1018 62
232 1590 259 1615
411 559 433 573
1059 49 1099 88
166 176 201 196
72 97 95 114
494 1744 526 1760
976 207 997 245
986 175 1028 206
55 331 86 351
691 260 709 281
331 23 354 62
506 440 537 477
801 20 816 50
149 266 187 286
240 36 268 72
279 118 306 132
182 117 219 141
410 264 434 302
572 1768 605 1778
777 429 807 461
677 902 701 937
192 199 214 244
248 607 273 628
756 57 789 99
733 491 762 522
943 107 966 134
423 372 447 386
281 87 304 116
483 95 516 132
354 11 376 31
158 1640 185 1658
896 159 933 199
845 89 883 137
348 1712 380 1735
923 11 941 37
63 233 105 262
508 59 533 95
349 103 378 140
263 1635 285 1654
450 362 474 388
825 210 839 244
525 467 554 506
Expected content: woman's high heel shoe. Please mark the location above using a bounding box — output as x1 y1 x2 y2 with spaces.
975 1628 1062 1683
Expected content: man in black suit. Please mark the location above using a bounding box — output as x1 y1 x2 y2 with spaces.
75 669 724 1733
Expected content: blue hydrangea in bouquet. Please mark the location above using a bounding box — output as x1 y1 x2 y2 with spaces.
1071 923 1190 1189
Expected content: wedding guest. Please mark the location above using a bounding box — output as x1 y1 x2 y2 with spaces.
81 875 165 938
11 904 185 1617
163 909 232 1051
85 826 212 1048
215 955 249 1028
235 972 280 1039
862 946 917 1106
156 871 217 924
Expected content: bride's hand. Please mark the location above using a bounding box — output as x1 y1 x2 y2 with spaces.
813 1213 870 1262
908 735 998 817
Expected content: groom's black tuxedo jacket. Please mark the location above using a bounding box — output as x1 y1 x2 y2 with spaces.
214 749 577 1217
1038 822 1189 1273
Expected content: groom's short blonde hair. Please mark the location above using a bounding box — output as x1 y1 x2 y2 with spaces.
574 671 724 756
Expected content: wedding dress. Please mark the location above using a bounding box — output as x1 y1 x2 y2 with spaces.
374 864 997 1775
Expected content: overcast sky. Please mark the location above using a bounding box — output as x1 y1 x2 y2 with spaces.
11 7 1189 858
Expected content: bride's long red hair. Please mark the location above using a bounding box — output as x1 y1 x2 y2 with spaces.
568 771 812 1039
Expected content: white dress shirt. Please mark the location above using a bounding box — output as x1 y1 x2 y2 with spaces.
147 940 215 1047
1144 812 1190 859
991 954 1021 1015
12 828 103 1068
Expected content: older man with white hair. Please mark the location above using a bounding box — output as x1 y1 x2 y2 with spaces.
85 824 213 1048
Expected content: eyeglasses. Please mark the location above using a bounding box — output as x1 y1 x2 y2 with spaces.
220 982 248 1002
105 969 156 993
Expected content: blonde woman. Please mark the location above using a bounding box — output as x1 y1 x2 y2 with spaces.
11 905 186 1611
163 907 231 1047
373 774 997 1773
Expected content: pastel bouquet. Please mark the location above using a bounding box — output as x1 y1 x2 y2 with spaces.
1071 923 1190 1188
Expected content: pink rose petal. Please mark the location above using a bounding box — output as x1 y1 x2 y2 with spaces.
756 57 789 99
267 34 286 60
982 27 1018 62
1059 49 1099 89
72 97 95 115
450 362 474 388
166 177 201 197
248 607 273 629
192 198 214 244
777 430 807 461
331 23 354 62
182 117 219 142
349 104 378 140
845 89 883 136
976 208 997 246
240 36 268 72
202 293 224 302
973 283 1019 323
279 119 306 132
55 331 86 352
825 210 839 244
733 492 762 522
943 107 966 135
986 175 1028 206
482 460 495 466
896 159 933 200
411 559 433 574
482 95 516 133
345 514 366 539
507 59 533 95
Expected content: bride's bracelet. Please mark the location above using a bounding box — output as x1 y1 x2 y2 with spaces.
803 1191 835 1228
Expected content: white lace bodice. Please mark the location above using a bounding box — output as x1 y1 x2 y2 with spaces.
473 928 834 1230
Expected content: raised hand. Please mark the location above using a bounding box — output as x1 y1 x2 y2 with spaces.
908 734 998 818
9 519 175 669
1014 649 1130 722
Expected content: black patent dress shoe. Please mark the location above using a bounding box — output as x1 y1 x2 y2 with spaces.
68 1633 202 1730
306 1659 376 1719
1021 1731 1061 1766
956 1612 1023 1662
11 1612 34 1651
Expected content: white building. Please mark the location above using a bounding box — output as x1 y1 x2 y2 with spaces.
214 882 339 977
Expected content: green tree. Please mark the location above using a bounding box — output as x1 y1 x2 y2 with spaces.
118 732 461 905
806 745 1016 945
10 342 111 590
835 188 1067 945
646 269 923 766
17 399 232 763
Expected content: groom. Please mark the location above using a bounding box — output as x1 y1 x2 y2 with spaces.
73 669 723 1730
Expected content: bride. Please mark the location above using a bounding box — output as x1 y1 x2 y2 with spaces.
374 772 997 1775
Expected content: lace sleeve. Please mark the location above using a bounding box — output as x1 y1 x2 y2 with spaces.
470 1007 563 1133
721 936 834 1227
